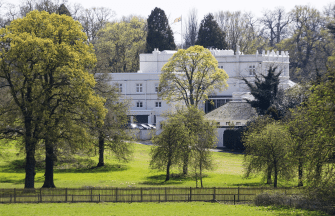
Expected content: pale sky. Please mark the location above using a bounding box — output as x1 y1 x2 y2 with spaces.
5 0 335 44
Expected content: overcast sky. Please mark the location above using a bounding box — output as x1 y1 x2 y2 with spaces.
6 0 335 44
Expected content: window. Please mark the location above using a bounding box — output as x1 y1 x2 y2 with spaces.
136 83 143 93
218 66 224 69
136 102 143 107
236 122 241 126
155 102 161 107
155 83 159 93
249 65 256 76
118 83 122 93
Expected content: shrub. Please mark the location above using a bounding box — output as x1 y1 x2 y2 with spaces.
254 192 335 215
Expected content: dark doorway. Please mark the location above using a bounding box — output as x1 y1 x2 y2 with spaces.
134 115 149 123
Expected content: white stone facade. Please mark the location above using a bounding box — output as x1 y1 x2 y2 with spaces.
109 47 293 146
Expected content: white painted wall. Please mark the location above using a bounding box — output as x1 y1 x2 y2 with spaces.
108 48 292 146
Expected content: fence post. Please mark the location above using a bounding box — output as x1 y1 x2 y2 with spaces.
165 187 167 202
14 188 16 203
65 188 67 202
91 188 93 202
237 187 240 202
190 187 192 201
234 194 236 205
99 194 100 203
115 188 118 202
140 188 143 202
213 187 216 201
40 188 42 203
159 193 160 203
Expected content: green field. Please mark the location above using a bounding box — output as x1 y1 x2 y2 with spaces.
0 140 328 215
0 140 297 189
0 202 328 216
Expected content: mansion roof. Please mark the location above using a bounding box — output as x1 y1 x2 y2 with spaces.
205 101 258 122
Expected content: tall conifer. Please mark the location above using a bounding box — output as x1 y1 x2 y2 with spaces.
146 7 176 53
57 4 71 17
196 13 227 49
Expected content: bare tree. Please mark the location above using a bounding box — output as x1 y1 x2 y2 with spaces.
215 11 266 54
18 0 62 17
77 7 115 42
184 8 198 49
277 5 327 82
260 7 291 47
323 3 335 19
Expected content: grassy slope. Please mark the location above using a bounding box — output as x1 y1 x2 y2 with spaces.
0 140 295 188
0 203 328 216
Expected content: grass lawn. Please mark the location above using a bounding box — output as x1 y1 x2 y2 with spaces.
0 140 295 188
0 202 329 216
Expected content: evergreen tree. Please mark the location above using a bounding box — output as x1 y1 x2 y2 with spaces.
242 66 281 116
146 7 176 53
195 13 227 49
57 4 71 17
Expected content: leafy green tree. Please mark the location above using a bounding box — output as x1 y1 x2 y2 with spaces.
303 65 335 184
159 45 227 175
92 71 134 167
286 108 312 187
242 66 281 117
150 114 188 181
150 106 216 183
195 13 227 49
146 7 176 53
95 17 146 73
159 45 229 107
0 11 106 188
190 112 217 188
243 119 293 187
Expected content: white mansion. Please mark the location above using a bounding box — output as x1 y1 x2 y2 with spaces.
109 47 295 147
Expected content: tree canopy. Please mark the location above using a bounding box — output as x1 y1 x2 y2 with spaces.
159 45 229 107
0 10 106 188
146 7 176 53
243 119 293 187
242 66 281 116
95 17 146 73
196 13 227 49
150 106 216 186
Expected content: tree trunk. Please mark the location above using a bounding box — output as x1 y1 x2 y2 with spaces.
24 116 36 189
25 141 36 189
183 155 188 175
200 161 203 188
315 161 322 181
195 167 198 188
97 134 104 167
165 159 171 181
298 159 303 187
42 140 56 188
273 161 278 188
266 165 272 184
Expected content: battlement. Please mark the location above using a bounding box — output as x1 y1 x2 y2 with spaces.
209 48 234 56
259 50 289 57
